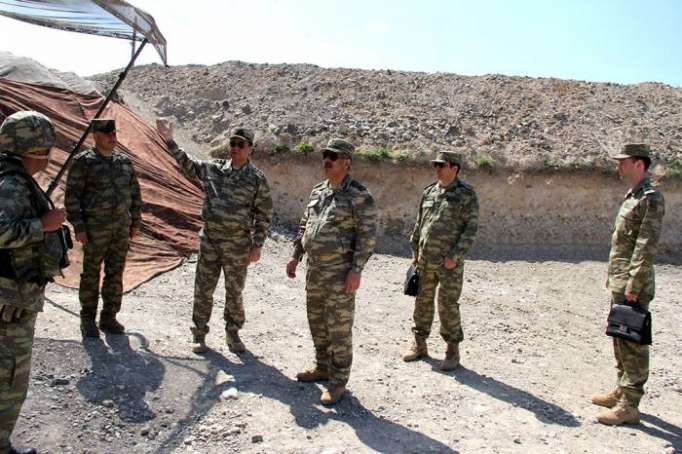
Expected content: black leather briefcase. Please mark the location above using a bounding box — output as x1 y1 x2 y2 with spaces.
606 303 652 345
404 264 419 297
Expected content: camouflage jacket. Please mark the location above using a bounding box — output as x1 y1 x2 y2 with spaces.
167 141 273 246
608 176 665 297
411 178 479 265
0 154 48 312
293 174 377 272
64 147 142 235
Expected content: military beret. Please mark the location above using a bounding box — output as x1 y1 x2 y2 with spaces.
91 119 116 133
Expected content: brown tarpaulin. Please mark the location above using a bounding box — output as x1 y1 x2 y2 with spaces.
0 77 203 291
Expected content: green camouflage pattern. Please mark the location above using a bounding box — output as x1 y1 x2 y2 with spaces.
410 178 479 264
611 292 651 407
167 141 272 246
0 155 48 313
409 178 478 342
0 311 37 452
167 142 272 337
65 147 142 320
430 151 462 165
293 174 377 386
0 111 55 156
607 176 665 297
229 127 255 144
64 148 142 235
323 138 355 157
191 234 250 336
412 261 464 343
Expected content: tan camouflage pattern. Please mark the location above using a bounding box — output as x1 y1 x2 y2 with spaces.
293 174 377 386
409 178 478 342
167 142 272 337
65 147 142 319
0 155 48 313
611 292 651 407
0 111 55 156
191 234 250 336
607 176 665 297
0 311 37 452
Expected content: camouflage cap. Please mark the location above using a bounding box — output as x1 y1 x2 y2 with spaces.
230 127 255 145
430 151 461 165
611 143 651 160
323 138 354 157
0 110 56 155
91 119 116 133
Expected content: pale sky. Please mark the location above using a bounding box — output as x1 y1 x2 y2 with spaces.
0 0 680 85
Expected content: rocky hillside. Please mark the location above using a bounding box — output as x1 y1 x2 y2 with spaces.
92 61 682 174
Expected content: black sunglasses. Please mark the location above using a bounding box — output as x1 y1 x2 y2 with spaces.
432 162 446 168
229 139 248 149
322 150 340 161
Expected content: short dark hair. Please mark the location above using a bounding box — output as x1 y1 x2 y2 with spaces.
633 156 651 170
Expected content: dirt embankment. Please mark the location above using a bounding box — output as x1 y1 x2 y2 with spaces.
254 154 681 261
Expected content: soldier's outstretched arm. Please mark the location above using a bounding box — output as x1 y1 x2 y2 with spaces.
351 191 377 273
157 118 207 181
627 192 665 295
447 191 479 262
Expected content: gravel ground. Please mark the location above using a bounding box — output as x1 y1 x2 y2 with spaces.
12 235 682 454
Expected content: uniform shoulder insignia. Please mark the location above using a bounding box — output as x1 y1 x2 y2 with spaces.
74 149 95 160
423 182 437 192
312 181 326 190
644 189 657 195
457 180 475 192
349 179 368 192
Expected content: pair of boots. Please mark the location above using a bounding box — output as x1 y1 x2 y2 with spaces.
402 337 460 371
81 312 125 338
295 367 346 405
191 329 245 354
591 388 640 425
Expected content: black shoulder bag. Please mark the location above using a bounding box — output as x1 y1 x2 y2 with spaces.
404 264 419 297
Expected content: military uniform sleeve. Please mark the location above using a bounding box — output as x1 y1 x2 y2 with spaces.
627 192 665 295
252 176 273 248
130 167 142 230
448 190 479 262
351 191 377 273
64 156 87 235
292 190 313 261
167 140 208 181
410 191 426 259
0 177 44 248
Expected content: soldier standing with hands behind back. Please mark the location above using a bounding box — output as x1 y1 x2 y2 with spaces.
403 151 478 371
0 111 66 454
287 138 377 405
65 119 142 338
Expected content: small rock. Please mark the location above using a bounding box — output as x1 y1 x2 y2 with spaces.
221 388 239 400
102 400 114 408
49 378 70 387
140 428 149 436
251 435 263 443
184 436 194 445
513 437 521 444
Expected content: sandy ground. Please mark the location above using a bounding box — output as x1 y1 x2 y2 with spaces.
11 234 682 454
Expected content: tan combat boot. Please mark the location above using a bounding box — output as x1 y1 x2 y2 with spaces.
80 318 100 338
296 367 329 382
320 384 346 405
596 400 640 425
440 342 460 371
226 330 245 353
402 337 428 362
191 335 208 354
99 313 125 334
591 388 622 408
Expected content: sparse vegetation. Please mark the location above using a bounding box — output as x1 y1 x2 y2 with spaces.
665 158 682 179
272 143 291 154
474 156 493 169
294 141 315 154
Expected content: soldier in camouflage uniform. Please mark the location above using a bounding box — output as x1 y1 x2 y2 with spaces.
0 111 66 454
65 119 142 338
286 138 377 405
157 120 273 354
592 144 665 426
403 151 479 371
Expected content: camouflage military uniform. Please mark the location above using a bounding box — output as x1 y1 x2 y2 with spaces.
293 174 377 386
607 175 665 407
0 111 58 454
65 140 141 326
166 140 272 339
410 160 479 345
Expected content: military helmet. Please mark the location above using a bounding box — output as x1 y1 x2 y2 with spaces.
0 111 56 155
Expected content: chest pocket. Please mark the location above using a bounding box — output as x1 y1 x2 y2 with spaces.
615 198 640 237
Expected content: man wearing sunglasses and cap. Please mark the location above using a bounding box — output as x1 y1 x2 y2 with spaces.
65 119 142 338
286 138 377 405
592 143 665 426
157 120 273 355
403 150 479 371
1 111 67 454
